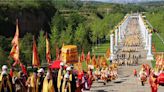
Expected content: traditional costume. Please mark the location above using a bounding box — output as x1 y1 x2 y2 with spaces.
133 69 137 77
62 73 71 92
37 68 44 92
0 71 12 92
42 71 55 92
139 68 147 86
57 62 66 92
26 72 38 92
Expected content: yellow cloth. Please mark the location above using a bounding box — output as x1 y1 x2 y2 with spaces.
69 74 72 81
0 77 12 92
57 69 65 90
62 79 71 92
0 74 2 82
42 77 55 92
27 75 38 92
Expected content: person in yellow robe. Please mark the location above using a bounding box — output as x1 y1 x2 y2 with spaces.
0 71 12 92
62 73 71 92
0 65 8 81
26 70 38 92
57 62 66 92
42 71 55 92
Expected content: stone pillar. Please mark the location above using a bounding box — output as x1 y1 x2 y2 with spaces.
147 33 154 60
143 27 146 43
145 29 149 50
118 26 121 42
120 25 123 40
110 34 114 60
115 29 118 47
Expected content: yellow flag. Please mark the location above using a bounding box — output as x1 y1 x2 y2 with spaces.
32 37 40 68
46 33 51 64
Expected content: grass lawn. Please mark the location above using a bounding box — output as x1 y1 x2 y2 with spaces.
80 42 110 71
91 42 110 56
152 33 164 52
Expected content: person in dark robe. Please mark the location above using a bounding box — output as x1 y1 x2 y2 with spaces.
37 68 45 92
52 69 58 92
69 65 76 92
14 71 27 92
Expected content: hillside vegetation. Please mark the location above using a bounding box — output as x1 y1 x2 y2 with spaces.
0 0 163 66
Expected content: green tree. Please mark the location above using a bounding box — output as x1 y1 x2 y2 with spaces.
59 25 73 47
51 12 66 32
74 23 88 51
0 47 7 65
65 24 73 44
20 33 33 65
90 18 101 46
50 25 59 60
37 30 46 64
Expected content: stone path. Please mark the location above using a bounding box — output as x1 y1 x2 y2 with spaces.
84 16 164 92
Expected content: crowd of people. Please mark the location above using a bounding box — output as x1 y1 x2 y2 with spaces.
0 63 82 92
138 63 164 92
0 58 119 92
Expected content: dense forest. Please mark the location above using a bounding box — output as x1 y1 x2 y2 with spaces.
0 0 163 66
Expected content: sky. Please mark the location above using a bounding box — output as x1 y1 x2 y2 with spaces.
81 0 164 3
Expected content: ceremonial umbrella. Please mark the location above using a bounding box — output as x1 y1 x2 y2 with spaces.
49 60 61 69
157 73 164 85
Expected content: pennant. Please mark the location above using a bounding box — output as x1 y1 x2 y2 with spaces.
32 36 40 68
92 55 97 68
80 49 85 62
10 19 20 66
106 48 110 58
97 56 101 68
9 69 13 77
86 51 91 64
46 33 51 64
20 63 27 76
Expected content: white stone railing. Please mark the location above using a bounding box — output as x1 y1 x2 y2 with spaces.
110 14 130 60
110 14 154 61
138 14 154 60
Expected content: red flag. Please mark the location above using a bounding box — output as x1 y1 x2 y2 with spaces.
20 63 27 75
46 33 51 64
92 55 97 67
106 48 110 58
97 56 101 67
10 19 20 66
80 49 85 62
32 37 40 68
9 69 13 77
86 51 91 64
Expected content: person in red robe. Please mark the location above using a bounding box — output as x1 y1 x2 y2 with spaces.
149 73 159 92
133 69 137 77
